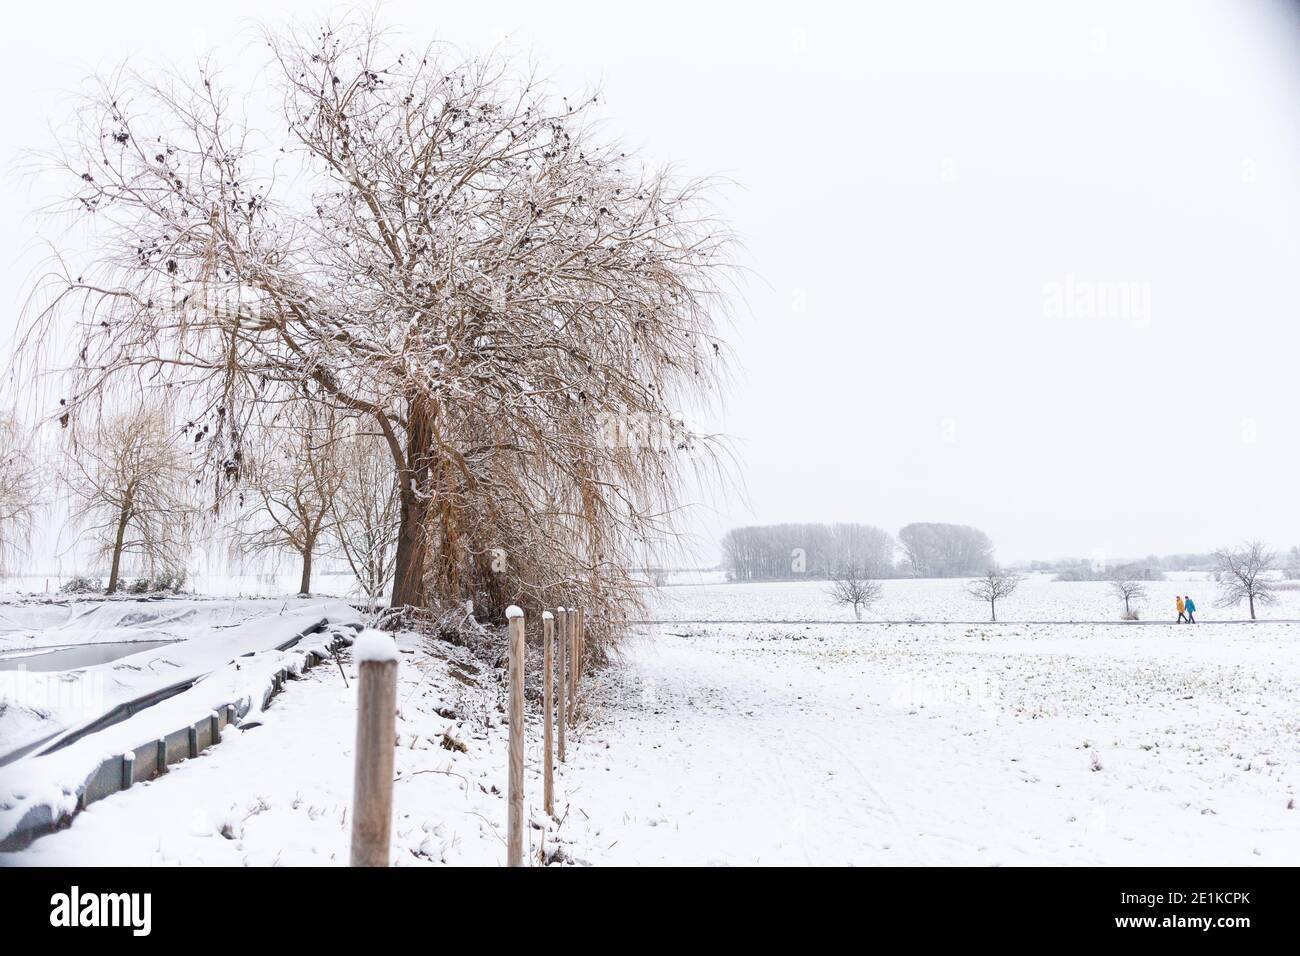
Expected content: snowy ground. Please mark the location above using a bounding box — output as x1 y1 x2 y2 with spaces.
3 579 1298 866
561 621 1300 864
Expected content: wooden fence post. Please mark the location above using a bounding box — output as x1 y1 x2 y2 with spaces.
556 607 567 763
577 606 585 682
350 631 399 867
506 605 526 867
566 608 577 724
542 611 555 816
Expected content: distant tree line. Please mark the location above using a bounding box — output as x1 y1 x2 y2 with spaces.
721 521 994 581
1052 560 1166 582
1026 552 1215 576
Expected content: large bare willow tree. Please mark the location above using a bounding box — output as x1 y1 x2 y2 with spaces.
22 14 735 636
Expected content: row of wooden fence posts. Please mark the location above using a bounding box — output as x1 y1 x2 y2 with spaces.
348 606 588 868
518 605 586 865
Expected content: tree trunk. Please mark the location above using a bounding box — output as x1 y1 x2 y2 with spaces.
1249 592 1256 621
391 494 430 607
106 501 131 595
389 403 434 609
990 600 997 623
299 540 314 595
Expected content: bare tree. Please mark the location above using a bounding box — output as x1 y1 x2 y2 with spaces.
0 414 42 574
232 408 342 596
827 564 883 620
900 523 994 578
330 427 400 608
1213 541 1276 620
65 405 193 593
1111 578 1147 620
21 12 735 634
967 568 1022 622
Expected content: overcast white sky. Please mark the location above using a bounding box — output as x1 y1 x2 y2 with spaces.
4 0 1300 566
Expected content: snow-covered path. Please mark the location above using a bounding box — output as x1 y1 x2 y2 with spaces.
561 623 1300 865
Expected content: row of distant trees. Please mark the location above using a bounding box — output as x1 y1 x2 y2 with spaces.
721 522 994 581
827 566 1024 622
825 541 1284 622
1027 553 1216 575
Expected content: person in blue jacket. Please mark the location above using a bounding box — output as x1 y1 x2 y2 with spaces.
1184 595 1196 623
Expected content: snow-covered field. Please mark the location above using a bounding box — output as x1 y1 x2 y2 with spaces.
3 578 1299 866
4 632 533 865
563 619 1300 864
649 571 1300 623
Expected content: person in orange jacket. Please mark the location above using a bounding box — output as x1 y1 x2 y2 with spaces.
1176 595 1188 623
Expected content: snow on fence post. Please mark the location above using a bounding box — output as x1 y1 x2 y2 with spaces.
506 605 526 867
542 610 555 817
350 631 399 867
556 607 568 763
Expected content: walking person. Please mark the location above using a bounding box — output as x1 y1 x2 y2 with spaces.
1184 595 1196 623
1176 595 1188 623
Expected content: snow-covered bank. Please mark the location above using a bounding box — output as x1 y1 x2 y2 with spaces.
3 631 580 865
0 621 359 851
0 596 337 653
0 600 359 757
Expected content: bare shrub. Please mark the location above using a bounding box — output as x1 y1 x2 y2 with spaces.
1111 579 1147 620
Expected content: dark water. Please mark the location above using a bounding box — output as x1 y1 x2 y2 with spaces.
0 640 177 672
